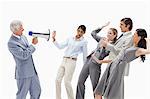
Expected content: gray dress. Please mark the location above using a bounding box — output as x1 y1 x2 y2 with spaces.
94 47 138 99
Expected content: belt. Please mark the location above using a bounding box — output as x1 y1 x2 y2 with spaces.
63 57 77 61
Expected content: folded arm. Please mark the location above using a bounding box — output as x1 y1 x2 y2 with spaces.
92 54 112 64
8 42 35 60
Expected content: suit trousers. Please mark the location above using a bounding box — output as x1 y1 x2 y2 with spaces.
55 58 76 99
16 74 41 99
76 59 101 99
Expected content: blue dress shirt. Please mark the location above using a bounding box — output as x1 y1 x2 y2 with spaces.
54 36 88 63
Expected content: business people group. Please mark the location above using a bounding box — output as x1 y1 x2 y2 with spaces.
8 18 150 99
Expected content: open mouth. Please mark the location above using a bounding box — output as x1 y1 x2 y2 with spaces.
76 35 81 38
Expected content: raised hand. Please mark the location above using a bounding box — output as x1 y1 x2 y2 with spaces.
101 21 110 28
32 37 38 45
52 31 56 42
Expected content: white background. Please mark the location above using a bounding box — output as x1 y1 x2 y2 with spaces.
0 0 150 99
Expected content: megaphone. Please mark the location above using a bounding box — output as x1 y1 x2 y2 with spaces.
28 29 50 41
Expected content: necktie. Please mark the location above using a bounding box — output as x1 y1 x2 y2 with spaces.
117 34 123 40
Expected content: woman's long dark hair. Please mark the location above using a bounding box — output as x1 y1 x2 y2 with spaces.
136 29 147 62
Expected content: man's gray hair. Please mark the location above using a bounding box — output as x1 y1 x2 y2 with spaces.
10 20 22 33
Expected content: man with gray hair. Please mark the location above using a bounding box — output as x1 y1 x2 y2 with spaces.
8 20 41 99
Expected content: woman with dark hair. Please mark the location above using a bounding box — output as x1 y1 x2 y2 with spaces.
52 25 87 99
94 28 149 99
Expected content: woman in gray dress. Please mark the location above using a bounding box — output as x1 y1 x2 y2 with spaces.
94 28 150 99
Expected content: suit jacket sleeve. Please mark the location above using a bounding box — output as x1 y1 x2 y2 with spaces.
8 42 35 60
106 36 133 56
91 28 103 42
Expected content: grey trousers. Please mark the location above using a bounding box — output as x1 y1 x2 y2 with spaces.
76 59 101 99
16 75 41 99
